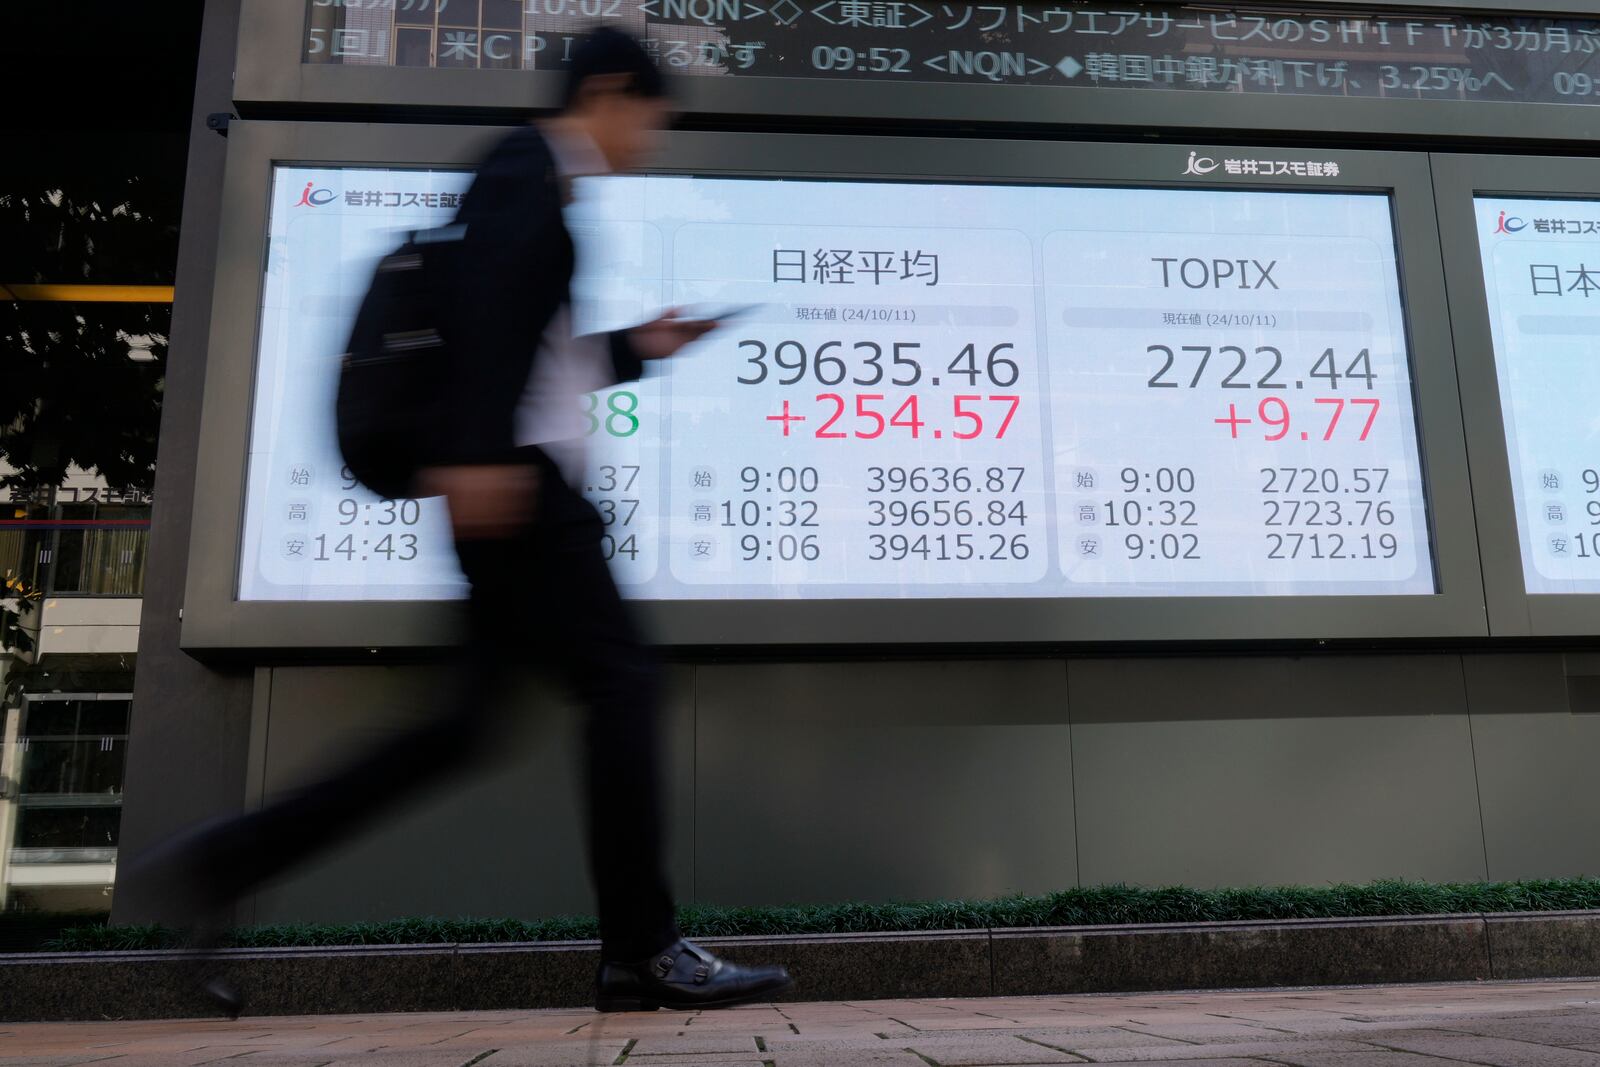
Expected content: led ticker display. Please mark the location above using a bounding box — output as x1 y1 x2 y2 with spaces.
304 0 1600 109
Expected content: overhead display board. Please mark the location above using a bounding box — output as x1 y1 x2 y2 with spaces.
236 1 1600 144
183 125 1484 649
241 166 1431 602
302 0 1600 109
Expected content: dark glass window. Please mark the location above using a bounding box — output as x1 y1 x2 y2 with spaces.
18 740 126 796
18 700 131 796
21 699 129 738
15 807 122 850
20 700 87 738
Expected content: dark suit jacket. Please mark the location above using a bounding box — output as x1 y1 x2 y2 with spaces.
443 125 644 464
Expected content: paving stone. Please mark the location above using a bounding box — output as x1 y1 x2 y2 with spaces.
68 1044 268 1064
623 1057 768 1064
764 1051 928 1067
1435 1014 1600 1046
1068 1039 1377 1062
1267 1050 1489 1066
232 1055 487 1067
1116 1020 1295 1042
1366 1030 1600 1066
759 1035 927 1056
898 1035 1088 1064
773 1024 920 1041
15 981 1600 1067
628 1034 763 1055
469 1049 634 1067
1198 1010 1399 1035
1012 1027 1194 1052
1086 1062 1278 1067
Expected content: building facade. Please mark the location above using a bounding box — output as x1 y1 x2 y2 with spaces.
112 0 1600 929
1 467 147 915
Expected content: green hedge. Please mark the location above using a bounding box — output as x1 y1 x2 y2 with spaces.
36 877 1600 953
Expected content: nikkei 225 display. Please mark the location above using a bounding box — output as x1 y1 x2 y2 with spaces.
1475 196 1600 595
238 166 1434 601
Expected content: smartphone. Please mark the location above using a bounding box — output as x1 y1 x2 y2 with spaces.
690 302 763 322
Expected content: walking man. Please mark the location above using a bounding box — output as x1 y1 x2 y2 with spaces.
138 27 792 1015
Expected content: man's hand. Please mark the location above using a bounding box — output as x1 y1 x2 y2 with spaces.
416 464 541 541
628 308 717 361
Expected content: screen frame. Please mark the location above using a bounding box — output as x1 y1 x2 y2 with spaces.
238 0 1600 145
1433 153 1600 637
179 120 1485 652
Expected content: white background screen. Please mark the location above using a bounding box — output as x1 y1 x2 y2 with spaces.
238 166 1434 601
1476 196 1600 595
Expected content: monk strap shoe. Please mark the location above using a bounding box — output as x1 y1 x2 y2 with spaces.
595 937 792 1012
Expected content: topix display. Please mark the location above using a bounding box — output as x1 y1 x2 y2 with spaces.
239 165 1434 602
1474 196 1600 594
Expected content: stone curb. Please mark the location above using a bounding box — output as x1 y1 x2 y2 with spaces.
4 911 1599 1022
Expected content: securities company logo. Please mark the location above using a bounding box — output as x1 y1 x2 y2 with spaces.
1495 210 1528 234
295 181 337 207
1182 151 1220 176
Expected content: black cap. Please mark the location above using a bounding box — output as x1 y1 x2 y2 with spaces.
561 27 667 110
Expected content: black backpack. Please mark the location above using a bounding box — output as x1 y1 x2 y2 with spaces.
334 225 465 501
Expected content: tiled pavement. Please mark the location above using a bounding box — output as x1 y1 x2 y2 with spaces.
9 981 1600 1066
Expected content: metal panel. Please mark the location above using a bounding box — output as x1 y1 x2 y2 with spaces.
1069 654 1488 887
1431 153 1600 637
248 663 696 923
180 120 1487 650
1463 653 1600 881
180 121 496 655
692 660 1074 905
234 0 1600 146
112 0 258 929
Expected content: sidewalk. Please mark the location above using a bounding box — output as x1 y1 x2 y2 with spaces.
6 980 1600 1066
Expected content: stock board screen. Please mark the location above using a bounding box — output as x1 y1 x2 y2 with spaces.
1475 196 1600 595
238 164 1433 602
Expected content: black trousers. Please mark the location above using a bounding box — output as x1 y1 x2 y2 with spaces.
201 448 678 961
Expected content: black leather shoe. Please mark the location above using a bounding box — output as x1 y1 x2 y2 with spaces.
199 973 246 1020
595 938 792 1012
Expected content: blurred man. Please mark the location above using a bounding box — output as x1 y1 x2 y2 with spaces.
138 27 791 1015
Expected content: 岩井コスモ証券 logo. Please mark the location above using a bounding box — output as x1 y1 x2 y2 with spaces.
295 182 337 207
1495 210 1528 234
1179 152 1342 178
